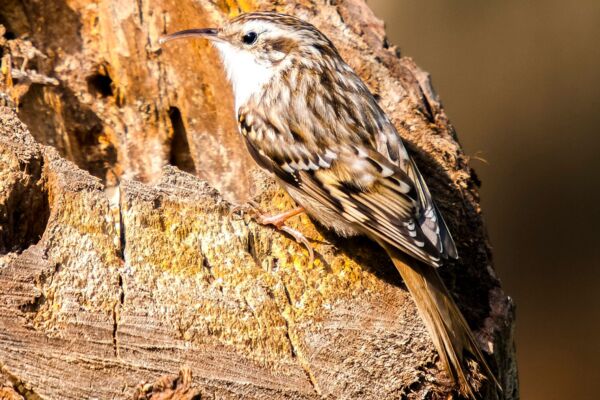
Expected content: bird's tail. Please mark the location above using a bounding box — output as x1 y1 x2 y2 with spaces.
385 246 500 398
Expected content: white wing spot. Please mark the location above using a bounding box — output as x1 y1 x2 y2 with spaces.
381 165 394 177
318 156 331 168
281 163 294 174
325 149 337 160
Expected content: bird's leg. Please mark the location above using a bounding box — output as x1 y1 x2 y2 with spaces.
251 206 314 265
255 206 305 229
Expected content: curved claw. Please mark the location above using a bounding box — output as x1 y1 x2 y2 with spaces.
280 225 314 267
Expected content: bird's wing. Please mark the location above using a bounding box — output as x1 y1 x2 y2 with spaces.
239 111 446 266
372 124 458 260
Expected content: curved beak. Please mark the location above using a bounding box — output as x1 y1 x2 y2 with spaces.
159 28 221 45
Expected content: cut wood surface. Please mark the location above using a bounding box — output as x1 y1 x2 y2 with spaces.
0 1 517 399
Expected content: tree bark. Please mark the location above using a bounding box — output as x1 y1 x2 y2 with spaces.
0 1 518 399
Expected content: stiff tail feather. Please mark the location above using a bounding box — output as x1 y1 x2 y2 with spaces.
384 246 501 398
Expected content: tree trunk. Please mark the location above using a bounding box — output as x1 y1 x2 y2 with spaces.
0 1 518 399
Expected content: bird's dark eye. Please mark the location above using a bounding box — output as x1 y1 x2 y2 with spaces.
242 31 257 45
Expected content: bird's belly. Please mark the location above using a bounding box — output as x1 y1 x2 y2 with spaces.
279 179 360 238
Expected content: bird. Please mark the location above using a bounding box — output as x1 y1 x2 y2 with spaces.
160 12 500 398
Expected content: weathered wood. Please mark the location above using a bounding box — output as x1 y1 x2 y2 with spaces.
0 1 517 399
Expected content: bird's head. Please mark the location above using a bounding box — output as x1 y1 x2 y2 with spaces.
160 12 341 110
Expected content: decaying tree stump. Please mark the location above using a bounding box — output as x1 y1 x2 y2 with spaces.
0 1 518 399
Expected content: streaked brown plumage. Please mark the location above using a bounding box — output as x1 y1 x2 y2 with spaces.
161 12 499 398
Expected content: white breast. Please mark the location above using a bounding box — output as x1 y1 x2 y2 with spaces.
213 42 274 113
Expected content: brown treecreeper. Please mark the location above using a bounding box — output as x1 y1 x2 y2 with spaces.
160 12 500 398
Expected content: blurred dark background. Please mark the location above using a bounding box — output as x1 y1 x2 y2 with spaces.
368 1 600 399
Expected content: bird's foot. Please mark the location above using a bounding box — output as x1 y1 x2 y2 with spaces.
229 200 262 219
232 204 313 265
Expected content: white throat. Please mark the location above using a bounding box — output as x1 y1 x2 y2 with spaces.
213 42 274 113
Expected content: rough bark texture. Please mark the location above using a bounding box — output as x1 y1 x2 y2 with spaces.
0 1 518 399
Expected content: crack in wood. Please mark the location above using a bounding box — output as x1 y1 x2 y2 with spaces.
136 0 144 25
279 283 321 396
0 362 43 400
118 186 126 261
108 182 125 357
112 273 125 357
